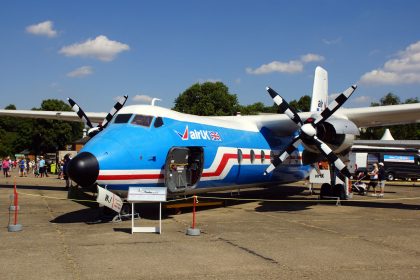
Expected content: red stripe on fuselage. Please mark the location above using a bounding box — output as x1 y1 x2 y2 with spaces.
97 152 271 181
202 153 237 177
98 173 164 180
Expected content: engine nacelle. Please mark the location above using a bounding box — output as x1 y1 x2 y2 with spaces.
303 118 359 154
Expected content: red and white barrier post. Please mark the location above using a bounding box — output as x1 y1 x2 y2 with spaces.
186 195 200 236
8 178 22 232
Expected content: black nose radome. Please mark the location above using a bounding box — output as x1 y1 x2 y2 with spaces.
67 152 99 187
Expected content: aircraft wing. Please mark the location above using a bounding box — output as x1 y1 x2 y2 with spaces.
224 102 420 136
336 103 420 127
0 109 107 124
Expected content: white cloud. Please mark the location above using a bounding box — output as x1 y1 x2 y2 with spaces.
133 94 153 104
353 95 371 104
66 66 93 78
360 40 420 85
300 53 325 63
26 20 57 38
59 35 130 61
246 53 324 75
322 37 342 45
198 78 221 83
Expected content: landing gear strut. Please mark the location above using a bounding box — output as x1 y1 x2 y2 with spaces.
319 162 347 200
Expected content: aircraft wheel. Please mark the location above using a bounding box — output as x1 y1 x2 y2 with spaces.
320 183 332 198
333 184 346 200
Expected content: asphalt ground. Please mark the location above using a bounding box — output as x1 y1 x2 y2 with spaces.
1 168 420 280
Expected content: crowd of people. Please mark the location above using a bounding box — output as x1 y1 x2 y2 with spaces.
1 154 73 189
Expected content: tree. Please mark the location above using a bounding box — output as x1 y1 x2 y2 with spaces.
238 102 277 115
289 95 311 112
173 82 239 116
31 99 83 153
0 100 83 157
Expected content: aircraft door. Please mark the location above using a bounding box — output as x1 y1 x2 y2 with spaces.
165 147 204 193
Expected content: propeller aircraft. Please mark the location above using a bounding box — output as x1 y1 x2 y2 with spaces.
1 67 419 200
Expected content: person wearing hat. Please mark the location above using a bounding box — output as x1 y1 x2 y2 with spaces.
378 162 386 197
367 163 379 196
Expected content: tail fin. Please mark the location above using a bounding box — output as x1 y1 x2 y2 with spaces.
310 66 328 112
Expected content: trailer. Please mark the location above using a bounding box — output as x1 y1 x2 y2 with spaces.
349 145 420 181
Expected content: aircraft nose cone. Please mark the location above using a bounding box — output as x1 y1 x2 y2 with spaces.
67 152 99 187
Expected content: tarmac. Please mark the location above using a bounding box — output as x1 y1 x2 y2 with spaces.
1 168 420 280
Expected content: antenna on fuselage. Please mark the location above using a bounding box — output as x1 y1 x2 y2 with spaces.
151 98 162 106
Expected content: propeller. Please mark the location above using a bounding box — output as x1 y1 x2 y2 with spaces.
264 85 357 178
68 95 128 137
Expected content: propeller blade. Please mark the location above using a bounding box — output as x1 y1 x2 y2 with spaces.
266 87 303 126
314 85 357 125
100 95 128 128
264 136 302 174
312 136 351 178
67 98 93 128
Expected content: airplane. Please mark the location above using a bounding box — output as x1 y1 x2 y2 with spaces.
1 66 420 200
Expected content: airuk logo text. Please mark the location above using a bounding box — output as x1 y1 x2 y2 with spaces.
175 126 222 141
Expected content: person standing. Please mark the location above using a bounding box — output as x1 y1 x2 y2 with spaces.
378 162 386 198
19 157 26 177
63 154 72 189
2 157 10 177
39 156 46 178
367 163 379 196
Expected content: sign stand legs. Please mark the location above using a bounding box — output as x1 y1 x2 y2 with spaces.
131 202 162 234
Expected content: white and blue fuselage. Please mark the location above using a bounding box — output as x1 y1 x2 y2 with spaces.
71 105 310 197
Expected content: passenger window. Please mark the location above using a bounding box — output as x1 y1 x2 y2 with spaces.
237 149 243 164
131 115 153 127
261 150 266 163
154 117 164 128
114 114 133 123
250 150 255 163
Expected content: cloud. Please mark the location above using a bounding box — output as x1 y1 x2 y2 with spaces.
66 66 93 78
26 20 57 38
353 95 371 104
322 37 342 45
360 41 420 85
300 53 325 63
59 35 130 61
132 94 154 104
246 53 324 75
198 78 221 83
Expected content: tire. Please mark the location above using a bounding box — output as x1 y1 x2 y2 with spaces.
320 183 332 198
333 184 346 200
387 172 395 181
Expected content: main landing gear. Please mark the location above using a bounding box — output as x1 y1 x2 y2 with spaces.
319 162 348 200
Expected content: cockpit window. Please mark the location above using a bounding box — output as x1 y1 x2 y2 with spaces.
114 114 133 123
131 115 154 127
154 117 164 128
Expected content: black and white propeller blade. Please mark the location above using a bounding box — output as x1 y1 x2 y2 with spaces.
100 95 128 129
264 85 356 178
312 136 351 178
67 95 128 137
314 85 357 125
266 87 303 127
68 98 93 128
264 135 302 175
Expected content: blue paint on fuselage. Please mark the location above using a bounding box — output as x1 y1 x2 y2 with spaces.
80 115 310 192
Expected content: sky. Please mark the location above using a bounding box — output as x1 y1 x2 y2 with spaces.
1 0 420 112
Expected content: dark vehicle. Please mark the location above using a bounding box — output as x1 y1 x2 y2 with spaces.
351 146 420 181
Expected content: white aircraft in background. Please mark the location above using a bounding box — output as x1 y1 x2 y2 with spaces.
1 67 419 199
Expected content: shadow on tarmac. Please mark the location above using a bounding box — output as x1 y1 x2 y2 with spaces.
48 184 420 225
0 184 68 192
